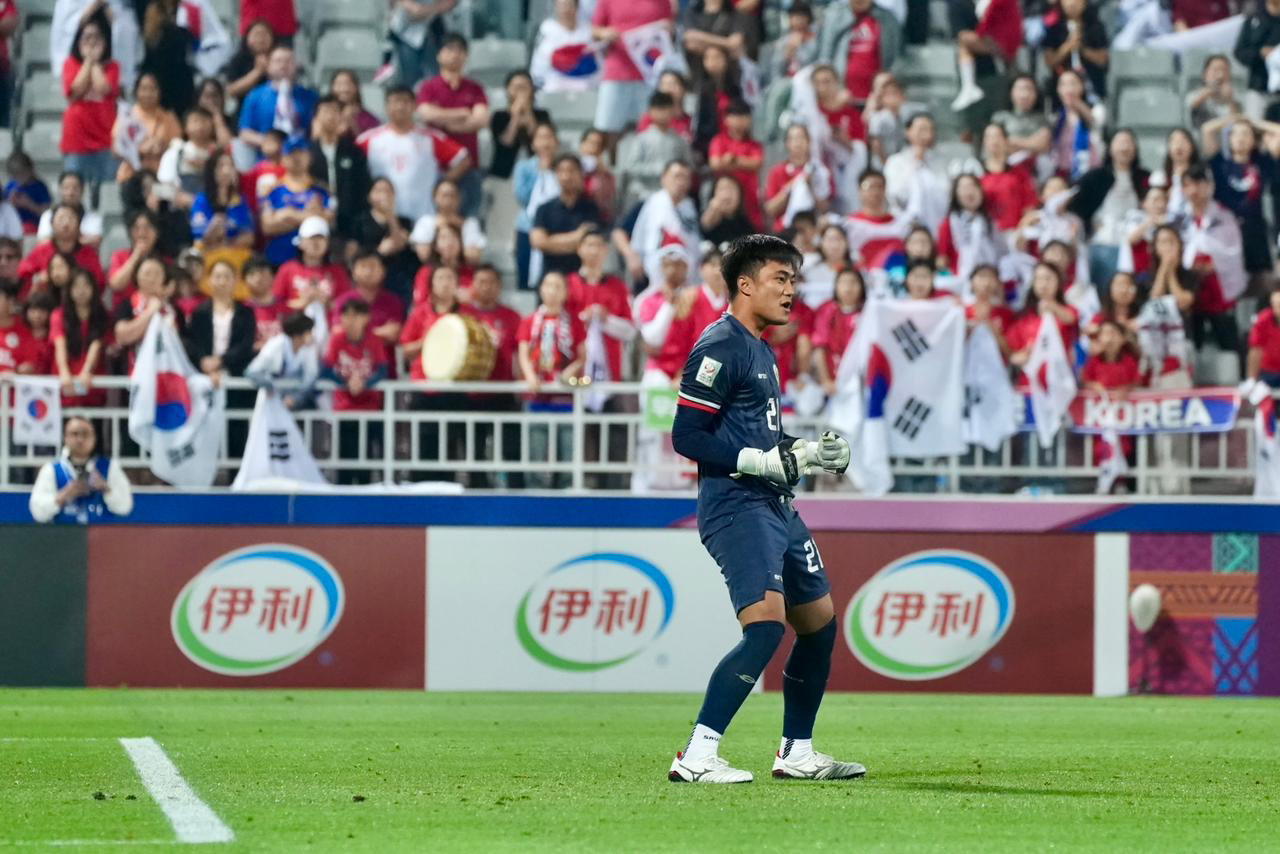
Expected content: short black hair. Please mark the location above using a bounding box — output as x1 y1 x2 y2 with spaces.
907 259 936 276
648 91 675 110
721 234 803 298
858 168 886 186
504 69 532 88
789 1 813 19
282 311 315 337
969 263 999 280
352 248 385 267
57 170 85 189
725 98 752 117
243 255 272 277
440 32 469 52
473 263 501 279
791 209 817 229
341 297 371 316
552 153 583 172
386 85 416 101
662 158 691 176
315 94 342 111
70 12 112 63
0 279 18 301
1184 163 1213 183
25 289 57 313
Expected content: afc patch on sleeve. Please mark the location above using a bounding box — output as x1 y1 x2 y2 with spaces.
695 356 723 387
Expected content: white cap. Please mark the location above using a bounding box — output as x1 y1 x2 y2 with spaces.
296 216 329 241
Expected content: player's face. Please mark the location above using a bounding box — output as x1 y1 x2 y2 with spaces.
742 261 797 327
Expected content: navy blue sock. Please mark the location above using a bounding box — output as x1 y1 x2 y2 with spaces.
695 620 785 734
781 618 836 740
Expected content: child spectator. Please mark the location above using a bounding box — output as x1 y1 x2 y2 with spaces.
812 267 864 396
5 153 51 235
0 279 34 375
244 255 285 351
273 216 351 329
245 310 319 411
322 298 388 484
773 2 818 81
331 250 405 354
1082 317 1142 491
517 270 586 489
23 292 56 376
172 267 203 322
628 93 695 192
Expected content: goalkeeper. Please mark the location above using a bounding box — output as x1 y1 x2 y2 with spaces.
666 234 865 784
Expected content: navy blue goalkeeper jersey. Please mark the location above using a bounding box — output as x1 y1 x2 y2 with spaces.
676 313 791 530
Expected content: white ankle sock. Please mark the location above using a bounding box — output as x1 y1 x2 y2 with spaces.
779 737 813 760
958 58 976 91
683 723 722 761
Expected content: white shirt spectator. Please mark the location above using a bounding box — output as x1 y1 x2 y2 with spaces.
29 450 133 524
409 214 487 254
356 124 468 223
883 147 951 234
38 208 104 243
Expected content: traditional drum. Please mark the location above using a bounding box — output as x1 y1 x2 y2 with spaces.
422 313 497 380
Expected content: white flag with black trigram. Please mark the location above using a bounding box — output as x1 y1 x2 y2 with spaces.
963 323 1020 452
851 298 967 460
231 389 327 490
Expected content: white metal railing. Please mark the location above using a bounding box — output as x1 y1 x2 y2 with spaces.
0 376 1259 494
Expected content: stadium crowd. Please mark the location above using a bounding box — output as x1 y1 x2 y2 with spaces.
0 0 1278 491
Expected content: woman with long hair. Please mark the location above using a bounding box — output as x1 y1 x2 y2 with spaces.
412 223 474 305
61 14 121 194
1049 69 1100 180
512 120 560 290
223 18 276 102
113 71 183 183
700 174 755 247
980 122 1038 232
140 0 196 116
692 44 741 157
800 223 852 309
195 78 234 148
1162 127 1201 214
812 267 865 396
190 150 255 251
1068 127 1149 288
330 69 380 137
1008 261 1080 382
939 172 1003 282
53 266 110 406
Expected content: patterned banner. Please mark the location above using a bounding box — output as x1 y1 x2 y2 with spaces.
1021 387 1240 436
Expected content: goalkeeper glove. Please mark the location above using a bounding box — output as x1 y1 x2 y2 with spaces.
798 431 851 475
736 441 803 486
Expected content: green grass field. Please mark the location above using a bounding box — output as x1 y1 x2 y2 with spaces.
1 690 1277 852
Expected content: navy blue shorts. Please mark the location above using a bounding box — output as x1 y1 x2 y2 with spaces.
700 498 831 614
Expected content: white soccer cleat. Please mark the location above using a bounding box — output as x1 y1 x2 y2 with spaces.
668 752 754 784
771 750 866 780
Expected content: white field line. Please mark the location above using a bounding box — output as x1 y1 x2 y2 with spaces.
117 738 233 845
9 840 176 847
0 737 115 742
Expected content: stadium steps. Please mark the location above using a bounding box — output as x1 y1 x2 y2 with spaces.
20 21 53 76
18 71 64 127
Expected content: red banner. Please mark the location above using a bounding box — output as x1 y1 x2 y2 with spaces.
765 532 1094 693
86 527 425 688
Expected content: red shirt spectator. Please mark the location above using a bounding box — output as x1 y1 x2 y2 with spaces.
709 127 765 229
566 271 632 382
248 298 287 349
844 10 883 101
49 306 109 406
61 54 120 156
324 330 387 411
1249 307 1280 375
18 241 104 299
689 284 728 334
764 298 814 388
330 288 405 336
765 161 835 232
272 259 352 309
964 303 1016 338
1006 308 1080 387
811 299 859 380
413 264 475 305
592 0 673 83
635 286 699 378
819 102 866 142
0 0 16 74
637 110 693 143
400 301 456 381
462 302 522 381
416 75 488 168
1082 350 1142 389
981 166 1038 231
0 316 33 374
517 308 587 389
240 0 297 37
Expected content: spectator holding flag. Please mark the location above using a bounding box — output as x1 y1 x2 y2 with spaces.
1247 286 1280 389
589 0 675 140
29 416 132 525
763 124 832 232
1008 260 1079 381
531 0 601 95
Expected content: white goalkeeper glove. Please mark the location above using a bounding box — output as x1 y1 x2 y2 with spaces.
735 441 804 486
798 431 851 475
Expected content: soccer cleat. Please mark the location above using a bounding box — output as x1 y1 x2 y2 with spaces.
668 752 754 784
771 750 866 780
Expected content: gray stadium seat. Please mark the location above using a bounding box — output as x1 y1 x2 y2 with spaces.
315 28 382 84
1180 48 1249 94
538 90 597 132
360 84 387 121
756 78 791 142
309 0 383 35
1110 47 1178 89
0 130 12 162
466 39 529 89
20 71 64 124
101 225 130 261
21 22 54 74
22 0 58 22
486 86 508 111
207 0 235 32
895 44 956 89
24 120 62 179
929 0 951 40
1117 87 1184 132
1136 135 1166 171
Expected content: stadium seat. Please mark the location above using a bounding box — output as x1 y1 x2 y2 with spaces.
1117 88 1184 133
101 224 130 260
293 30 315 74
1109 47 1178 96
98 183 124 220
756 77 791 142
22 0 58 23
929 0 951 40
360 84 388 121
309 0 383 35
466 39 529 89
23 120 62 179
0 129 12 162
1136 135 1166 171
477 127 494 171
19 71 64 125
895 44 956 90
314 28 382 84
486 86 508 111
538 90 597 133
21 22 53 74
206 0 236 33
1180 48 1249 94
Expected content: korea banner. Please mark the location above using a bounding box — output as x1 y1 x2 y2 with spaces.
12 376 61 446
1067 387 1240 435
963 324 1019 452
621 20 684 89
128 314 225 487
231 390 327 491
1024 316 1077 448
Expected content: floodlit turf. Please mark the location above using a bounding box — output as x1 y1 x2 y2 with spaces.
1 690 1277 852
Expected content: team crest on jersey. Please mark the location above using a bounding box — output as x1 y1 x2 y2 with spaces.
696 356 723 387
